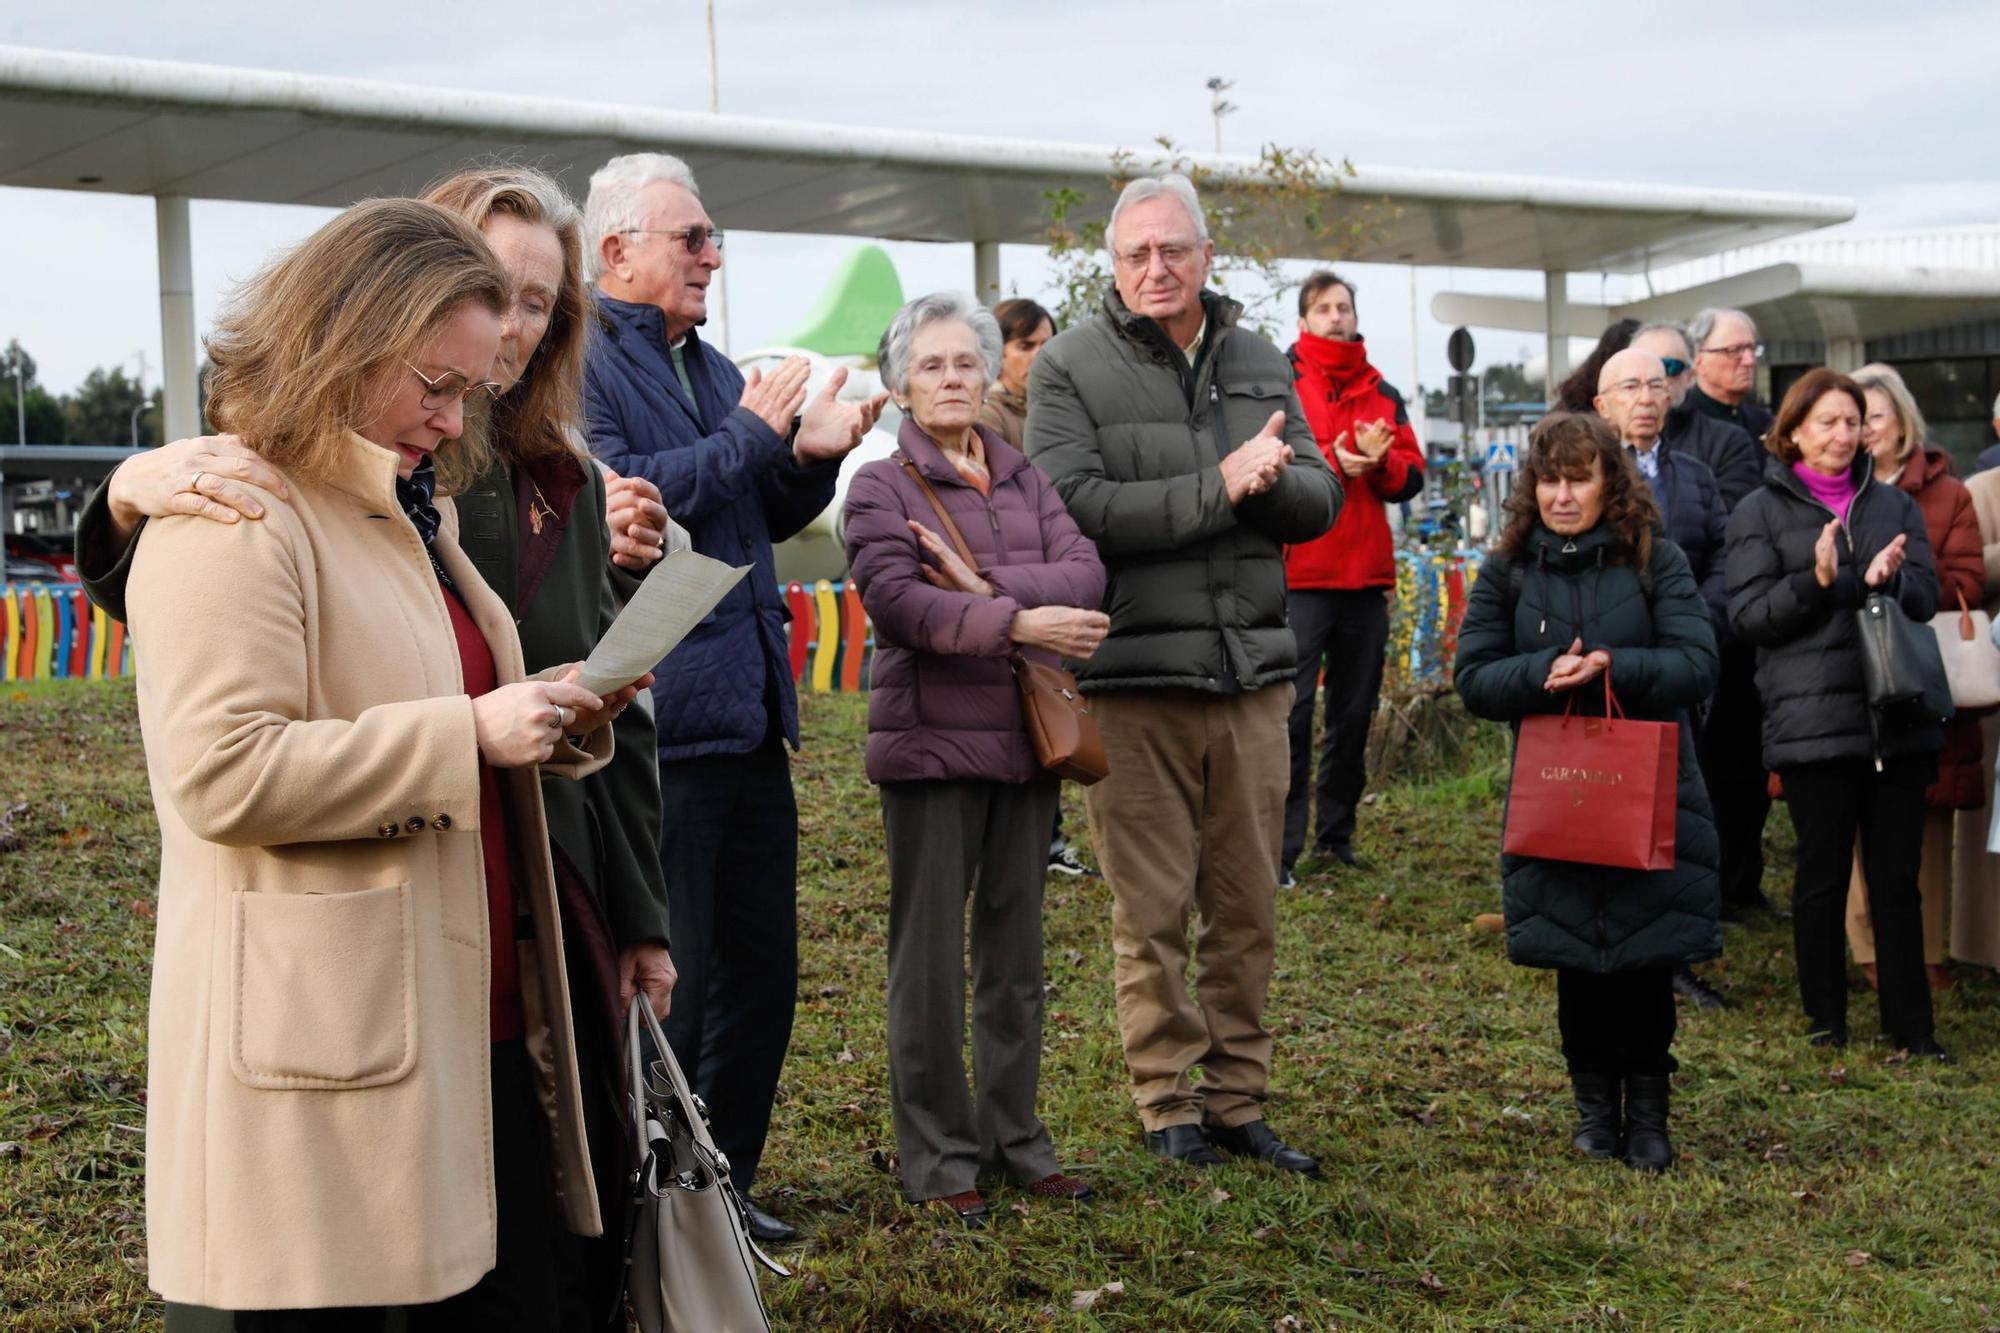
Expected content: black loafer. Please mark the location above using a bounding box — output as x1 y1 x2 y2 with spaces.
1204 1119 1321 1178
1671 965 1731 1011
1145 1123 1223 1167
742 1200 799 1244
1898 1036 1955 1063
1807 1025 1848 1049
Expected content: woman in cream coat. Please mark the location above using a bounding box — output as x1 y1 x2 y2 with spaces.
127 199 637 1327
1955 464 2000 970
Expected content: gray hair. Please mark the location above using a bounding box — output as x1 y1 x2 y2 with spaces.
877 292 1003 395
1687 307 1758 354
1106 173 1209 255
582 152 701 282
1632 320 1693 360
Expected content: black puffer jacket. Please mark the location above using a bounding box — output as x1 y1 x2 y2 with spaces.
1643 442 1729 643
1663 400 1761 511
1455 523 1722 973
1725 453 1942 769
1026 288 1342 692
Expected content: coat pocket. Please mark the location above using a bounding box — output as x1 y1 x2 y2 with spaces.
228 882 418 1090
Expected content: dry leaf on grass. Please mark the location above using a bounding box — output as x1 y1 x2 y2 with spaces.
1071 1280 1125 1310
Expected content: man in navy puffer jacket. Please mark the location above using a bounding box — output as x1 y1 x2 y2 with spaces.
582 152 885 1242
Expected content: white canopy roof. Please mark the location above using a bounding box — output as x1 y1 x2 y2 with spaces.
1432 263 2000 346
0 45 1855 273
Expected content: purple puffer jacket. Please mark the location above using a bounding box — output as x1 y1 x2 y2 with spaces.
844 419 1106 784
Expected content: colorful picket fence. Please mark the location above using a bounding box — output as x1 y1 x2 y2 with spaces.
1 583 130 683
1384 548 1484 691
3 562 1480 693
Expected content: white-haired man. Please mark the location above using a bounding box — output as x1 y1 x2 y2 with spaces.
1026 174 1341 1174
581 152 885 1243
1687 307 1774 443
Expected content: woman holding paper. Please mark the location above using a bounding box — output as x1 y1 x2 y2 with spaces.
123 198 632 1324
1724 367 1946 1061
75 168 673 1319
1455 411 1720 1173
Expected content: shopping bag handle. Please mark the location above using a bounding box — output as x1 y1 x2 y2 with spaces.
1556 650 1620 728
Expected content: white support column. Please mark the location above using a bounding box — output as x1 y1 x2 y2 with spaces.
1826 337 1864 373
1542 269 1570 392
156 196 199 443
973 240 1000 306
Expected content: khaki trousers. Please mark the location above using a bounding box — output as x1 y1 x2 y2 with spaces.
1085 686 1289 1132
1846 811 1950 966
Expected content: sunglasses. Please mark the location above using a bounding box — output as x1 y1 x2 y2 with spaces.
623 225 725 255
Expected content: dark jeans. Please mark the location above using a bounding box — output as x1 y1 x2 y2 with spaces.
1697 643 1771 908
1283 588 1390 868
1555 966 1678 1076
657 731 799 1195
164 1041 560 1333
1781 756 1936 1043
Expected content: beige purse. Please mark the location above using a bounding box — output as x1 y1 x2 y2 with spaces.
627 998 787 1333
1930 589 2000 709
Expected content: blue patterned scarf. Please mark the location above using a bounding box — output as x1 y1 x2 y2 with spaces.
395 456 456 594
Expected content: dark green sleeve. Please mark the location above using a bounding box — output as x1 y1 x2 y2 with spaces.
73 477 140 623
581 465 672 949
1236 383 1343 543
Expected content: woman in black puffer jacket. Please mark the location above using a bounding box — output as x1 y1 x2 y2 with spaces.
1456 411 1720 1173
1725 367 1948 1060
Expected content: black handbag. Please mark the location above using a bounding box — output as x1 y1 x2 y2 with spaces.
1857 590 1954 725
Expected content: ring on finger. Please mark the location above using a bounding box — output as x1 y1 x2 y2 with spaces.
189 471 207 494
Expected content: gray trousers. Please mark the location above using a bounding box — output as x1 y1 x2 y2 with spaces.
881 777 1062 1200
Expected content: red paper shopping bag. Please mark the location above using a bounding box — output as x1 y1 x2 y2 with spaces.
1502 683 1678 871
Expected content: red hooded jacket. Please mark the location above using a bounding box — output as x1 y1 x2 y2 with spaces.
1284 333 1425 590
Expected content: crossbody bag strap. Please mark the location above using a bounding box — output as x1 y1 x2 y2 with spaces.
894 450 981 569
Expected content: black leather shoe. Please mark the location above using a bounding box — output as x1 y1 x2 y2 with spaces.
1316 843 1367 870
1569 1072 1621 1159
1720 888 1780 921
1204 1119 1321 1177
742 1200 799 1244
1807 1025 1848 1048
1899 1036 1955 1063
1146 1123 1223 1167
1620 1075 1672 1173
1671 965 1731 1010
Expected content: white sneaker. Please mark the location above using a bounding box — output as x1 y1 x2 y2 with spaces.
1048 846 1094 877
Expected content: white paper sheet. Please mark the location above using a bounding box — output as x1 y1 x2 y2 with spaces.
577 550 750 695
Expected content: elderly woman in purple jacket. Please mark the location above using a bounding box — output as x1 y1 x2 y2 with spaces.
843 292 1110 1225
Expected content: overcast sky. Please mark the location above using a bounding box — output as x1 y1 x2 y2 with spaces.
3 0 1996 406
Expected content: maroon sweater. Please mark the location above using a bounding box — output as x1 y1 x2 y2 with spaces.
443 583 524 1042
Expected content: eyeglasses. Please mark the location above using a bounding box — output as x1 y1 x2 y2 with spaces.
1113 241 1199 270
1699 341 1763 362
1660 357 1690 378
1606 377 1670 398
623 226 725 254
405 362 503 412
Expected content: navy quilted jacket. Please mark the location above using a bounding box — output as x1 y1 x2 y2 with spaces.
584 295 839 760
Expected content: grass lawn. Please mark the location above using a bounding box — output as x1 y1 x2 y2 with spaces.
5 680 2000 1330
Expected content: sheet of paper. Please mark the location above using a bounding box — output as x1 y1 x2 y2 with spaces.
577 550 750 695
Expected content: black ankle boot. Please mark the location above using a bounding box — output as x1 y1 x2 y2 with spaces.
1621 1075 1672 1173
1569 1072 1621 1158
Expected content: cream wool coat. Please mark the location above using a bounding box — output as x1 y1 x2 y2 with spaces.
127 432 606 1310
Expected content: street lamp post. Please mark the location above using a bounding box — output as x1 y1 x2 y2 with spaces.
1205 76 1236 154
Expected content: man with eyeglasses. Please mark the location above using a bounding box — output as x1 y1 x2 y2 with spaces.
1593 349 1738 1005
580 152 887 1245
1026 173 1341 1176
1631 321 1762 510
1686 308 1774 444
1636 319 1780 920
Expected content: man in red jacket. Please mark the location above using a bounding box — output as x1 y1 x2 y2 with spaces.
1281 271 1426 882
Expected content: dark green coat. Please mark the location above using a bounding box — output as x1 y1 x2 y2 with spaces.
1454 523 1722 973
74 456 669 949
1024 289 1342 693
